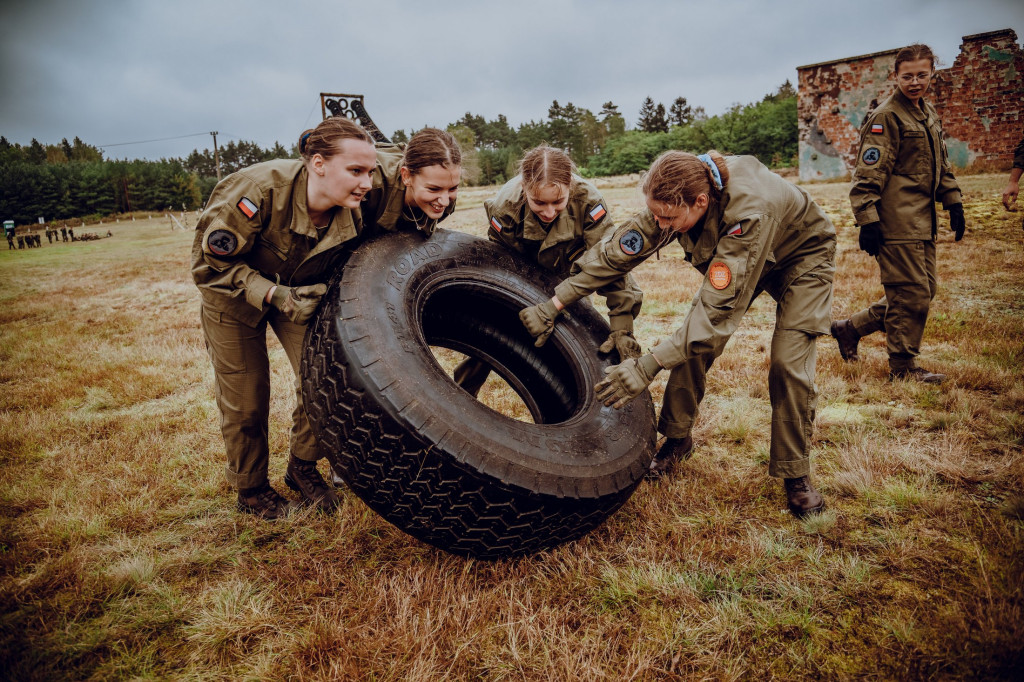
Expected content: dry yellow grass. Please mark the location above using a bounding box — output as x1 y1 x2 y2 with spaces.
1 175 1022 680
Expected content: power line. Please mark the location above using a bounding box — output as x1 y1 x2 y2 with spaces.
96 132 211 148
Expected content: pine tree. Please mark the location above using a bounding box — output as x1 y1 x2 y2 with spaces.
669 97 693 127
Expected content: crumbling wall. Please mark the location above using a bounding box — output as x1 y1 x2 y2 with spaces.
797 29 1023 181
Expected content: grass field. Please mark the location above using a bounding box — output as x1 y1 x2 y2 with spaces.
1 175 1022 680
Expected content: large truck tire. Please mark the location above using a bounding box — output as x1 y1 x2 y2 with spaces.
301 229 656 559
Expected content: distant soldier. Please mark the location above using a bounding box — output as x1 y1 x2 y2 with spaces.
61 226 68 242
68 227 74 241
832 43 964 384
17 235 25 249
45 227 52 243
6 232 13 250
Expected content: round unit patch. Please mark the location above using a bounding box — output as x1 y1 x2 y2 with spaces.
618 228 645 256
861 147 881 166
207 229 238 257
708 261 732 290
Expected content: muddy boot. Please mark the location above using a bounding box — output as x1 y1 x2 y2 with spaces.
284 456 341 512
647 436 694 478
830 319 861 362
784 476 826 518
889 366 946 384
237 482 297 520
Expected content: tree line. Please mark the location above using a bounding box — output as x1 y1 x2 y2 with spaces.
0 83 797 225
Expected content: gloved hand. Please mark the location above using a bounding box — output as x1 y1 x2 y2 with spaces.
599 330 642 361
270 283 328 325
519 299 561 347
858 222 883 256
595 354 662 409
948 203 965 241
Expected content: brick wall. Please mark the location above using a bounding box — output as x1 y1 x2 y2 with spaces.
796 29 1024 181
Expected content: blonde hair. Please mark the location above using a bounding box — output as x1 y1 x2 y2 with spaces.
403 128 462 175
641 150 729 207
519 145 576 193
299 117 373 160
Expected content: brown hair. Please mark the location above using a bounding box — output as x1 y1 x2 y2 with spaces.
299 116 373 160
894 43 936 73
519 145 576 192
403 127 462 175
641 150 730 207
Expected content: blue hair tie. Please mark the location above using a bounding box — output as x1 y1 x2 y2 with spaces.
697 153 723 190
300 132 312 152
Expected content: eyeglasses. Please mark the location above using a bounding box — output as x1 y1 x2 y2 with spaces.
898 72 932 84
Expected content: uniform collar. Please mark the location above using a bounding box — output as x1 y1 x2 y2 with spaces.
682 200 722 265
289 166 319 239
893 90 929 122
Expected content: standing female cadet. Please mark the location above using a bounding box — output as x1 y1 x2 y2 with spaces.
192 116 376 519
520 150 836 518
456 145 642 395
359 127 462 237
831 43 965 383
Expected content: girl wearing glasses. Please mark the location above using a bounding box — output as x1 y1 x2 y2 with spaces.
832 43 965 384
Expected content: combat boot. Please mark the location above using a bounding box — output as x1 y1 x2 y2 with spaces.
284 456 341 512
784 476 826 518
647 436 694 478
237 482 297 520
889 366 946 384
830 319 861 362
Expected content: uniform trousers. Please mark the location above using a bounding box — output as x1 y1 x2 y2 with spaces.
657 266 833 479
200 304 320 490
849 240 936 370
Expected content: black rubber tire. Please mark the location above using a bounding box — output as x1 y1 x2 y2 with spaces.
301 228 656 559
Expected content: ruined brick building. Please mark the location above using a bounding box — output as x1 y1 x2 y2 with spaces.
796 29 1023 181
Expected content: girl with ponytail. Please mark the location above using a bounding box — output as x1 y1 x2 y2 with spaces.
520 149 837 520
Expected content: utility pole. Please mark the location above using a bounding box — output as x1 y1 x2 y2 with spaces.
210 131 221 181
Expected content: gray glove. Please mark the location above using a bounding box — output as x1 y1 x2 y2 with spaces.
599 330 642 361
595 354 662 409
270 283 327 325
519 299 561 347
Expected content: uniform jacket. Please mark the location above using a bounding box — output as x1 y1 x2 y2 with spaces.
849 90 962 240
359 143 456 237
1013 136 1024 170
486 175 642 327
554 156 836 369
191 159 362 327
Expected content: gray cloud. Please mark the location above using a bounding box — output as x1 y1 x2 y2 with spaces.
2 0 1021 159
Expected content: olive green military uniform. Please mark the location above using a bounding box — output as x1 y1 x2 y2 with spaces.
557 156 835 479
191 159 362 490
847 90 962 371
359 143 455 236
486 174 642 330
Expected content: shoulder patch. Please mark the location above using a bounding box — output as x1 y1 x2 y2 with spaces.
708 261 732 290
618 228 644 255
237 197 258 219
870 123 884 135
861 147 881 166
490 216 503 233
727 223 743 236
589 203 607 221
206 228 239 257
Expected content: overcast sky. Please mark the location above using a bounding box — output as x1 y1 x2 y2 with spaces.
1 0 1021 161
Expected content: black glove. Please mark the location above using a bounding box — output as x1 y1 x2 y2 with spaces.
948 203 965 241
595 354 662 409
519 299 561 347
858 222 883 256
270 284 327 325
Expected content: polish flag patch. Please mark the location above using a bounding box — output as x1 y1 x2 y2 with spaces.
870 124 884 134
727 223 743 236
237 197 258 219
490 216 503 233
589 204 607 221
